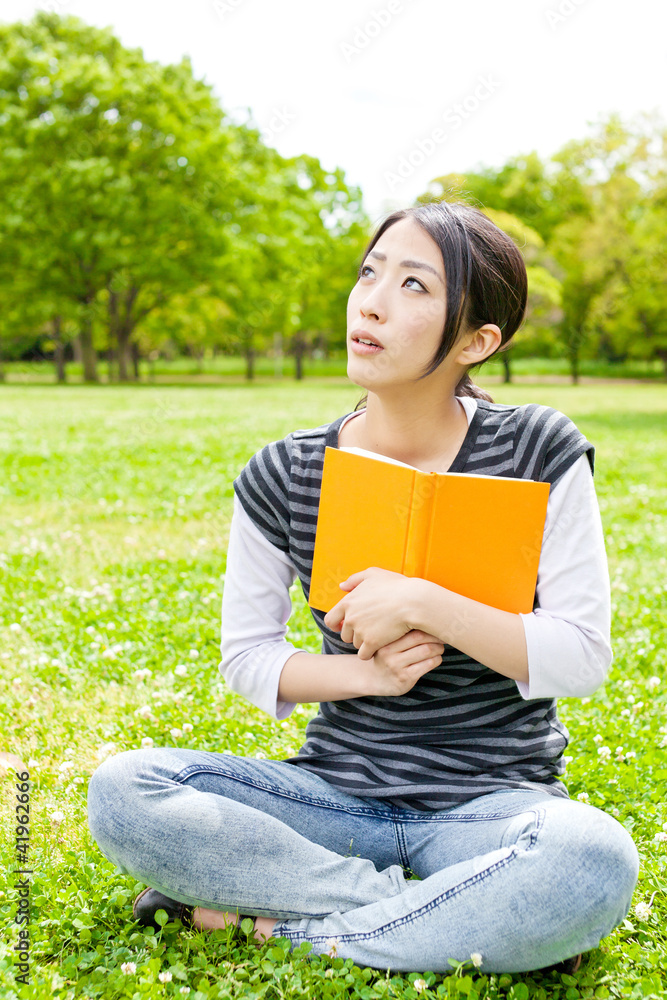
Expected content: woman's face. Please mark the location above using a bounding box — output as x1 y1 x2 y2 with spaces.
346 216 449 391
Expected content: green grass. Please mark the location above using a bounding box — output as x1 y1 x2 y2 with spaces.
0 380 666 999
2 354 665 384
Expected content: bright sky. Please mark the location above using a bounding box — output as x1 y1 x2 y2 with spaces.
4 0 667 222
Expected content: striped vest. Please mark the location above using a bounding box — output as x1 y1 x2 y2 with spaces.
233 399 595 810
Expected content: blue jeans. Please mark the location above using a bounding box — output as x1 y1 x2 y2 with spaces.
87 747 638 974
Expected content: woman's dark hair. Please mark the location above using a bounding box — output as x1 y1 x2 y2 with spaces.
353 201 527 407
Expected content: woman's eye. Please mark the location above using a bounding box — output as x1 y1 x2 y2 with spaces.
358 265 425 291
405 276 426 291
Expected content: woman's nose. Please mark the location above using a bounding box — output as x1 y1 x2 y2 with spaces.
359 287 386 321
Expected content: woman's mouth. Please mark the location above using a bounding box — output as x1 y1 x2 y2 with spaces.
351 332 384 355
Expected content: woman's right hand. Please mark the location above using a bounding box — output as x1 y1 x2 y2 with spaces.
360 630 445 697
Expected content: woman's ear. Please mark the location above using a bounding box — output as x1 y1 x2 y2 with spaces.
454 324 502 365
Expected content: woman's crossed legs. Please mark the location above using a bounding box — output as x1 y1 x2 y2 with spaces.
87 747 638 973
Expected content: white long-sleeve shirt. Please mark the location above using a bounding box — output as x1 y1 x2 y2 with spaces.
219 399 612 720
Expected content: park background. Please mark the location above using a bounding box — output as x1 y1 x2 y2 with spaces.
1 2 667 999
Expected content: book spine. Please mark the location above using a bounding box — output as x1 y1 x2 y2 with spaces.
402 471 436 578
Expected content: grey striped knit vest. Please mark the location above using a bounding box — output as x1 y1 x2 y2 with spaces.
233 399 595 810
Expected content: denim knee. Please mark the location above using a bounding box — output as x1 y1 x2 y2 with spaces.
87 749 149 864
562 803 639 934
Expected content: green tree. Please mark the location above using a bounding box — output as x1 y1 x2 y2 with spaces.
0 12 236 382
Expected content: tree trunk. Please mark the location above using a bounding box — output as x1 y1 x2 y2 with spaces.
0 336 5 383
273 331 283 378
243 327 255 380
72 335 83 364
245 345 255 380
501 351 512 384
107 288 118 382
118 325 132 381
79 319 98 382
131 340 140 380
293 330 306 381
568 345 580 385
52 315 66 383
657 349 667 381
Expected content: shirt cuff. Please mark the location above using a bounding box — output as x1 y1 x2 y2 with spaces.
517 609 611 700
219 641 300 721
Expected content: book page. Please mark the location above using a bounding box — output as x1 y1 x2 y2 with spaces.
341 446 534 482
339 446 417 470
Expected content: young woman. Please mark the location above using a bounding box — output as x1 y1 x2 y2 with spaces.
88 202 639 975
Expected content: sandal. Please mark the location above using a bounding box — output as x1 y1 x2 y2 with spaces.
538 952 583 975
132 887 253 934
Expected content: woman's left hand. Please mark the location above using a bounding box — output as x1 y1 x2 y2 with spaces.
323 567 417 659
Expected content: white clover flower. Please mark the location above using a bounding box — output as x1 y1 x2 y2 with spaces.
49 810 65 826
179 989 191 996
158 971 173 983
9 623 22 632
625 751 636 759
182 723 193 733
170 728 183 739
620 709 632 718
325 937 340 957
470 952 483 968
634 901 651 921
121 961 137 975
654 832 667 843
597 746 611 761
188 649 199 659
95 742 116 761
577 792 590 802
141 737 154 748
174 664 188 676
414 979 427 993
593 734 604 744
647 676 661 689
133 668 152 681
134 705 153 718
563 756 573 765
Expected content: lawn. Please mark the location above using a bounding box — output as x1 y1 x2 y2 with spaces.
1 380 666 1000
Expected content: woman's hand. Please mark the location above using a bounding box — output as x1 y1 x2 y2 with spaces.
358 630 445 697
323 567 421 659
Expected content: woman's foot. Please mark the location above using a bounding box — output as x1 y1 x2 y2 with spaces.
192 906 276 943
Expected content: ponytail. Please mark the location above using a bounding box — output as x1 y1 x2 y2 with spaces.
353 201 527 410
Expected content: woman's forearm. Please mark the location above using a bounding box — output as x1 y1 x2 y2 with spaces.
278 651 369 704
406 578 529 684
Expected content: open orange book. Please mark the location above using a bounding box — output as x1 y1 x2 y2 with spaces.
308 446 550 615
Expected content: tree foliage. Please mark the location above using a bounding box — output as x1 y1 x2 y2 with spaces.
426 113 667 381
0 12 368 381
